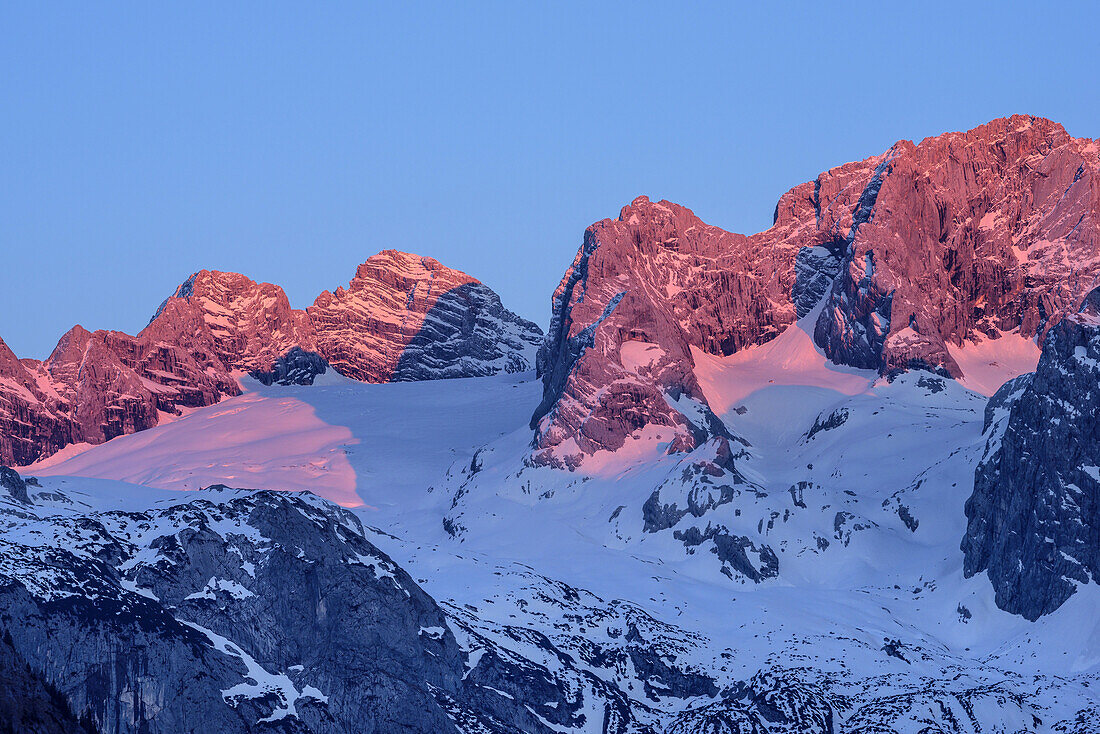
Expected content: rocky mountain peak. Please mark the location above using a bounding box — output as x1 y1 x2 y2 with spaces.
145 269 315 373
354 249 477 284
532 115 1100 471
46 323 93 360
310 250 540 383
815 114 1098 375
0 252 540 466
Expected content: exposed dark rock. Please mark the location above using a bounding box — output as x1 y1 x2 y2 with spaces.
391 282 543 382
0 466 29 504
813 156 898 371
833 511 876 547
804 408 849 442
642 483 738 533
897 504 918 532
0 628 98 734
0 485 581 733
249 347 329 386
845 682 1035 733
963 286 1100 619
309 251 541 384
792 239 846 319
881 638 910 663
674 524 779 583
665 670 836 734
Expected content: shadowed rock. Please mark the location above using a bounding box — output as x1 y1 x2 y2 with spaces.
249 347 329 386
963 286 1100 619
391 282 542 382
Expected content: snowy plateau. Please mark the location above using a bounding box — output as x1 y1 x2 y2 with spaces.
2 116 1100 733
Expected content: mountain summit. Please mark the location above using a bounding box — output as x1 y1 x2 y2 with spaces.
533 115 1099 469
0 252 541 465
3 116 1100 734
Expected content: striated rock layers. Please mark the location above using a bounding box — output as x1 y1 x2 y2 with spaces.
962 286 1100 620
533 116 1100 468
0 251 542 465
308 251 543 383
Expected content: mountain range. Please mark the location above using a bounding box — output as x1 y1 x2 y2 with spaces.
2 115 1099 733
0 250 542 466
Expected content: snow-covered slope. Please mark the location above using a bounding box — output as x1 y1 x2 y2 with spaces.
0 476 615 734
25 369 540 512
6 114 1100 733
12 310 1100 732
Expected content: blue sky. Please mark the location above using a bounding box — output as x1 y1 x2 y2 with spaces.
2 2 1098 358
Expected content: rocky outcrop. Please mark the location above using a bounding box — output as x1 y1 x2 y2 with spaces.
391 282 542 382
816 116 1100 375
0 335 75 467
148 269 316 373
0 466 30 504
530 195 792 468
0 315 244 467
962 286 1100 620
0 476 573 733
533 116 1100 468
42 322 240 444
665 670 836 734
0 252 540 465
843 682 1036 734
309 251 541 383
249 347 328 386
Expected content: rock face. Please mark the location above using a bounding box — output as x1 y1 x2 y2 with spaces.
962 286 1100 620
665 671 836 734
815 116 1100 376
390 282 543 382
530 195 799 468
0 321 238 467
533 116 1100 468
309 251 542 383
249 347 328 386
0 628 98 734
0 475 579 733
0 335 74 467
0 465 30 504
0 252 540 465
148 269 316 373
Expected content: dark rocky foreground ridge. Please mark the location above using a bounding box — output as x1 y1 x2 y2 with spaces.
0 475 574 733
0 250 542 466
4 470 1099 734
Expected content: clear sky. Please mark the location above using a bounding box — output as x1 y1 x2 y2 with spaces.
2 2 1098 358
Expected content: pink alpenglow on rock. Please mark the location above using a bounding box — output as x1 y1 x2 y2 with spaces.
147 269 317 373
0 251 541 466
307 250 542 384
532 116 1100 469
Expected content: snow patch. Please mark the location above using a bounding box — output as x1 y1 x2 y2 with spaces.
948 332 1041 396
